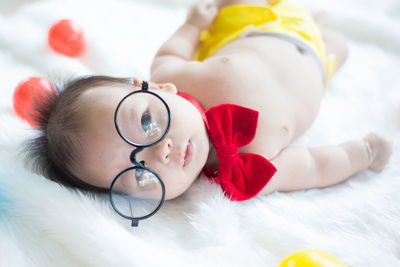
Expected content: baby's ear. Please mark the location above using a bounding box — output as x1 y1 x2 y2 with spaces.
152 82 177 94
133 78 177 94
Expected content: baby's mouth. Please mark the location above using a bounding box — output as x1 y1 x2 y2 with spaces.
183 140 193 167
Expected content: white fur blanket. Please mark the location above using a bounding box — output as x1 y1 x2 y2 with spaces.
0 0 399 266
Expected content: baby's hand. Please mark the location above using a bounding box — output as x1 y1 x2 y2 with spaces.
186 0 218 31
363 133 393 172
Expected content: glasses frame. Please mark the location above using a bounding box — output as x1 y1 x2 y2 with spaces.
109 81 171 227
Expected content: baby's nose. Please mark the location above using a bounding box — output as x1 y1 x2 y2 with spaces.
154 137 172 164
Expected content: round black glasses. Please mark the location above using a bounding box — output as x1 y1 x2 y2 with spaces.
109 81 171 227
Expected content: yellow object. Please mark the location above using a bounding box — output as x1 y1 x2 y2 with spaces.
278 250 346 267
194 0 336 88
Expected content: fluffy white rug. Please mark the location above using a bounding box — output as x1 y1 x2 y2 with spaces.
0 0 399 266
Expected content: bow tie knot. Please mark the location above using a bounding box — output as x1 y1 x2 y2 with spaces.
216 144 239 166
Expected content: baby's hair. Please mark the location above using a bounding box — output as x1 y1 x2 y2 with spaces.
25 75 134 193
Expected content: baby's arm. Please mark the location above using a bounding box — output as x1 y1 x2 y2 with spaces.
261 133 393 194
151 1 217 83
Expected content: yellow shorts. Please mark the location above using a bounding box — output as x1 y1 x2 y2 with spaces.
194 0 336 88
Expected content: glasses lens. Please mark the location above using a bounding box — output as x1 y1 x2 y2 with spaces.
110 167 164 219
116 92 169 146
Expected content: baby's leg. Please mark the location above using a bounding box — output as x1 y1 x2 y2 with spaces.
314 12 349 70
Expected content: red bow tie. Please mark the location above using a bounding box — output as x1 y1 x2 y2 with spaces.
203 104 276 201
177 93 276 201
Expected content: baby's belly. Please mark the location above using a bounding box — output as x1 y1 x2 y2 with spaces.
211 36 325 158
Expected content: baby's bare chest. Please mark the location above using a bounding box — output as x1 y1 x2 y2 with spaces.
185 39 325 158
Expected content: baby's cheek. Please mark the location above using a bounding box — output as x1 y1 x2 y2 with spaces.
112 173 136 194
163 173 195 200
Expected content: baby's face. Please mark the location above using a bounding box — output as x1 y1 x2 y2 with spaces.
76 81 210 200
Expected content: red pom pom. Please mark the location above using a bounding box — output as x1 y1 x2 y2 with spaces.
48 19 85 57
13 77 56 127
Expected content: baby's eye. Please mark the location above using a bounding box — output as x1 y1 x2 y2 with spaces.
140 110 161 137
141 112 152 132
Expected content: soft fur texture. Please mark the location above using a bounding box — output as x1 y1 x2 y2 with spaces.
0 0 399 266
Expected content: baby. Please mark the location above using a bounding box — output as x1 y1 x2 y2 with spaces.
28 0 392 224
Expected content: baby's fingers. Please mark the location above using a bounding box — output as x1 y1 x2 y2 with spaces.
187 0 218 30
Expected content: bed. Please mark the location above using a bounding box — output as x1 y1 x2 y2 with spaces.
0 0 399 266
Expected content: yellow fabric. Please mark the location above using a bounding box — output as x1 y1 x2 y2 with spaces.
278 250 346 267
194 0 336 88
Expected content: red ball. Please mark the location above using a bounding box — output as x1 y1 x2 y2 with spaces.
48 19 86 57
13 77 56 127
